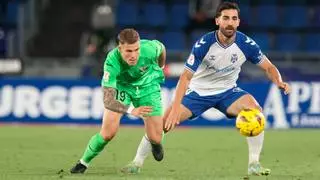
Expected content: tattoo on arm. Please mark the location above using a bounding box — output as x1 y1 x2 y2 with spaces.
103 87 129 113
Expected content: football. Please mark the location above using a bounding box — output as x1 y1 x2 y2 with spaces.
236 109 265 137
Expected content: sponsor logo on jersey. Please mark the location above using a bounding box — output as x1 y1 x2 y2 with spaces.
187 54 195 66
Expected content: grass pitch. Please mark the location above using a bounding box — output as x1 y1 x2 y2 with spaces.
0 125 319 180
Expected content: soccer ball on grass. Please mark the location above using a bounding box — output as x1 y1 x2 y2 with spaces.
236 109 265 137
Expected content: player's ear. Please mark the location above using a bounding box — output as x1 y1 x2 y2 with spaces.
215 17 219 26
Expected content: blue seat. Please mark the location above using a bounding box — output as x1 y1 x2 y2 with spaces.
139 30 157 40
191 30 207 45
281 6 308 28
275 33 301 52
279 0 306 5
254 0 277 5
168 3 189 29
304 33 320 52
143 3 167 27
250 33 272 51
160 32 185 51
116 2 139 26
6 2 19 25
311 6 320 27
238 4 251 26
254 5 279 27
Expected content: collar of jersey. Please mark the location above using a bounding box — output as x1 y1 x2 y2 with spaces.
214 30 235 49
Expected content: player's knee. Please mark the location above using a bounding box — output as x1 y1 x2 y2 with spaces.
246 104 262 112
100 130 117 141
253 105 262 112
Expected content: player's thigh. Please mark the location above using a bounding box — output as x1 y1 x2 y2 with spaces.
100 108 123 140
133 89 163 116
144 115 163 144
100 87 131 139
226 94 262 117
114 88 132 106
181 91 213 119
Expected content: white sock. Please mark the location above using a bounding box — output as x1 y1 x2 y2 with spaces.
79 159 89 167
247 131 265 165
133 135 151 167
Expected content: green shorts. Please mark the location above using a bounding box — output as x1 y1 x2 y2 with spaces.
115 84 163 116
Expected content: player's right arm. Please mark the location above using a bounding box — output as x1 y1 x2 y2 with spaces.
102 87 152 116
151 40 166 69
164 69 193 131
164 38 206 130
157 42 166 69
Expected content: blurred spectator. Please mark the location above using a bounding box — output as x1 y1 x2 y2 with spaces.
188 0 221 30
81 2 116 78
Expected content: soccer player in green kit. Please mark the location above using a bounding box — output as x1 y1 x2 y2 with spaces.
70 28 166 174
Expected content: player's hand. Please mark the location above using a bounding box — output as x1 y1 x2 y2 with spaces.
131 106 153 117
164 108 181 131
278 82 291 95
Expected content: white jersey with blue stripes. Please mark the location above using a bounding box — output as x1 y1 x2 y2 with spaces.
185 31 265 96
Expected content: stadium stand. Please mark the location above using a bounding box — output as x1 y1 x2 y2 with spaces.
0 0 318 80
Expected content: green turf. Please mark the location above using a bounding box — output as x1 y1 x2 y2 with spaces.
0 125 319 180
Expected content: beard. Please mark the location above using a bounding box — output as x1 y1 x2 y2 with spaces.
220 27 236 38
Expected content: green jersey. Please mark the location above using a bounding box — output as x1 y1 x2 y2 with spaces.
101 39 165 97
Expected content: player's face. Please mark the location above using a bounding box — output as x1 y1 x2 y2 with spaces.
215 9 240 38
119 41 140 66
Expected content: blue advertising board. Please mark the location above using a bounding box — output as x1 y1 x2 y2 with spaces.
0 78 320 128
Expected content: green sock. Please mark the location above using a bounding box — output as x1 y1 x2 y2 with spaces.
81 133 109 164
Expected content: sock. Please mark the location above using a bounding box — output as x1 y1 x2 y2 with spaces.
247 131 265 165
133 135 151 167
133 132 165 166
80 133 109 165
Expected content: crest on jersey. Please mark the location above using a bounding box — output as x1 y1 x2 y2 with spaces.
209 55 215 61
231 54 238 63
187 54 195 65
139 66 148 72
103 71 110 81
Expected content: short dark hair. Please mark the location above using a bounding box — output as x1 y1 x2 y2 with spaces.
215 2 240 18
118 28 140 44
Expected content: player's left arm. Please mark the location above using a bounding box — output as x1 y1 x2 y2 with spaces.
258 57 291 94
157 44 166 69
152 40 166 68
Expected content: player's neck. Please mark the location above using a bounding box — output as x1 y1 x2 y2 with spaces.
217 30 235 46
